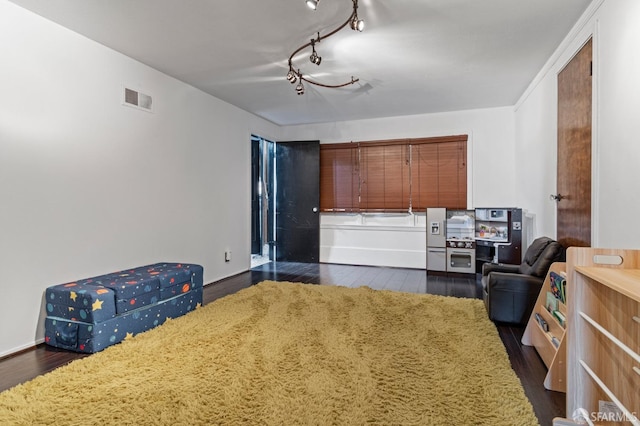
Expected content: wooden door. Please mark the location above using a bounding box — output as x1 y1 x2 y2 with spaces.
557 38 592 248
275 141 320 263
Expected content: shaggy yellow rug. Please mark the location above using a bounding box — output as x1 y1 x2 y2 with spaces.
0 281 538 425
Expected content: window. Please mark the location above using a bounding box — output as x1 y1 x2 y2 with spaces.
359 143 410 212
320 135 467 212
320 144 359 211
411 139 467 209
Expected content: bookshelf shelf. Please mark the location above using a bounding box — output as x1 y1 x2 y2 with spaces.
522 262 567 392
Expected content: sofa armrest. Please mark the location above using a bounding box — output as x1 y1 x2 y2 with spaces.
481 262 520 276
486 271 544 293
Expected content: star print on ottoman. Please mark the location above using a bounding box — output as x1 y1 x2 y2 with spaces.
45 283 116 323
44 263 203 353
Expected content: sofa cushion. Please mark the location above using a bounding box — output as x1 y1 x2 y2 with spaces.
45 287 202 353
529 241 563 277
93 271 161 300
46 282 116 322
519 237 554 276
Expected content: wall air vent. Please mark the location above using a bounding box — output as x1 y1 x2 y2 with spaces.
123 87 153 112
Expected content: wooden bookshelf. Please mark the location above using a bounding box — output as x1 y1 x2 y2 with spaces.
522 262 567 392
566 248 640 426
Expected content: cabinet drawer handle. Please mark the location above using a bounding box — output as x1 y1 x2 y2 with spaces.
633 316 640 324
634 366 640 377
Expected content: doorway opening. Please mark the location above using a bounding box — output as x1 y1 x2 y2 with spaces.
251 135 275 268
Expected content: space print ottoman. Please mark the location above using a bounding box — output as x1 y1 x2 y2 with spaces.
44 262 203 353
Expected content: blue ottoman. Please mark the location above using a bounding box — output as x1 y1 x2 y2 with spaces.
44 262 203 353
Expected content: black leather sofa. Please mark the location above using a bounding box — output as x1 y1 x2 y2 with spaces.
481 237 565 325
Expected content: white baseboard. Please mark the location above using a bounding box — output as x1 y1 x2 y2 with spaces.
0 338 44 360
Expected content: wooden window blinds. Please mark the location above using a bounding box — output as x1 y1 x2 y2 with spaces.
320 135 467 212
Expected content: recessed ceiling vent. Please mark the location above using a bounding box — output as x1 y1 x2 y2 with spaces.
123 87 153 112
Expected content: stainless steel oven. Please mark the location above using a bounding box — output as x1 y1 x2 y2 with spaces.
446 240 476 274
445 209 476 274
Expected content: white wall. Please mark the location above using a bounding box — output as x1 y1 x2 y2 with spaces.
595 0 640 248
281 107 518 268
514 0 640 248
0 1 280 357
514 75 558 239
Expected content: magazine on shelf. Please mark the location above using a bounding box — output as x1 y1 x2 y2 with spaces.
549 271 566 304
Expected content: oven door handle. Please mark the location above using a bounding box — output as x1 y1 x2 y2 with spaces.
494 243 512 248
450 250 473 255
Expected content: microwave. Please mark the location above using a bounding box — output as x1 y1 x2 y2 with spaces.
490 209 506 219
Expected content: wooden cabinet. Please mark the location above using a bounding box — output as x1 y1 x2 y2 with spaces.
522 262 567 392
566 247 640 426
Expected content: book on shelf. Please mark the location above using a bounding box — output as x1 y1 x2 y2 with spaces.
549 271 566 304
553 310 566 328
535 313 549 331
546 291 558 312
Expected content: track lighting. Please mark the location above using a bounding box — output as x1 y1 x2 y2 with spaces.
350 16 364 32
350 0 364 31
286 0 363 95
286 69 297 84
310 50 321 65
309 40 322 65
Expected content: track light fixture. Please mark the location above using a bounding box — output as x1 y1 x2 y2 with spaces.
286 69 298 84
286 0 364 95
350 15 364 32
309 39 322 65
350 0 364 32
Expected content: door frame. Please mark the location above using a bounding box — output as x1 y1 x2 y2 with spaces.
250 135 275 262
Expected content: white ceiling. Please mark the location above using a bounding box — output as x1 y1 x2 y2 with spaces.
9 0 592 126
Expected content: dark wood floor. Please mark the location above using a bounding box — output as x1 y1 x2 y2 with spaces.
0 262 563 425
